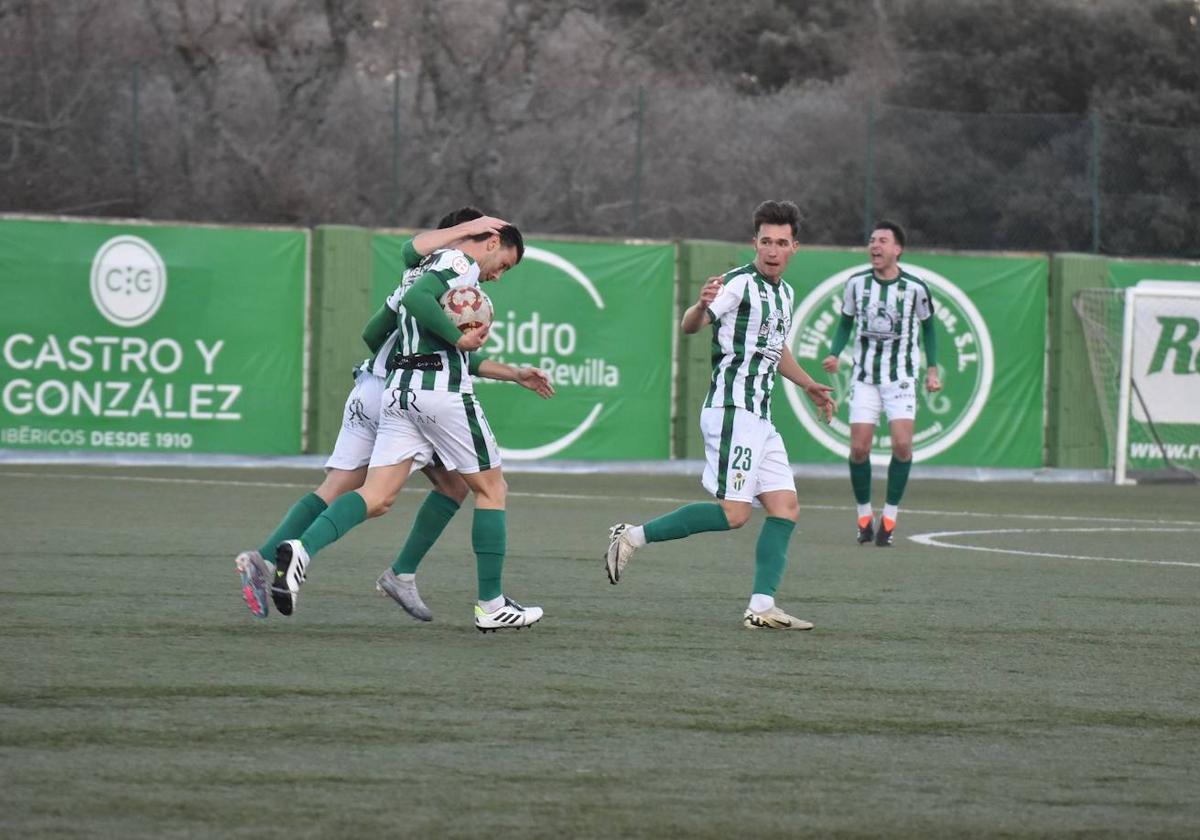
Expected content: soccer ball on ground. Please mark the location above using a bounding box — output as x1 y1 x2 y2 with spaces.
441 286 493 332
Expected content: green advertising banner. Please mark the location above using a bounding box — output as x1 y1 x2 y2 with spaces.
1105 260 1200 476
776 250 1048 466
373 235 675 460
0 217 307 454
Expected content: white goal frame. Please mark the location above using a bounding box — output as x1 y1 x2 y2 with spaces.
1114 284 1200 485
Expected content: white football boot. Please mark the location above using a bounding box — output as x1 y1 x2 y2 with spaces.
604 523 638 584
474 597 543 633
742 605 814 630
271 540 311 617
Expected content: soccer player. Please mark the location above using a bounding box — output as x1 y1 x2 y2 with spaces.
604 200 836 630
236 210 552 621
820 220 941 547
271 222 548 632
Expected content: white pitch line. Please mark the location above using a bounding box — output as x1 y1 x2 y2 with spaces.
4 470 1200 528
910 527 1200 568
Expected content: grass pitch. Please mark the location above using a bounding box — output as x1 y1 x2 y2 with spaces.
1 465 1198 838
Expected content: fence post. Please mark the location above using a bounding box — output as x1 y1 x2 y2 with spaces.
130 63 140 213
391 72 401 227
1089 112 1102 253
632 86 645 234
862 100 875 242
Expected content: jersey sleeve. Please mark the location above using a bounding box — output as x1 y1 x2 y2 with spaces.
401 239 422 269
840 278 858 316
708 273 750 322
401 272 466 346
915 283 935 321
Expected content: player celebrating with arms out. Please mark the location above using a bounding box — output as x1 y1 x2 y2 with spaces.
821 220 941 547
605 200 835 630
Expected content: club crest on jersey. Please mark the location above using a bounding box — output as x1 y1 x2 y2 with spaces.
732 471 746 491
452 256 470 275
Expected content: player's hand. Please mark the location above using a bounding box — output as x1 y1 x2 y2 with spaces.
821 354 839 374
456 324 490 352
516 367 555 399
804 381 837 424
697 276 723 307
925 368 942 393
457 215 509 238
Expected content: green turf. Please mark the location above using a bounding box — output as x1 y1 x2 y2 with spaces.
1 465 1198 837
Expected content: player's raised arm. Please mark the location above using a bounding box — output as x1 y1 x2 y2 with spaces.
681 276 726 334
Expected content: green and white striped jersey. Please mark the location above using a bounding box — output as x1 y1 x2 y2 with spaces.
840 267 934 385
386 248 479 393
355 241 431 379
702 263 796 421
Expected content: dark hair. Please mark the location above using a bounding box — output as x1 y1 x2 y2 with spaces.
872 219 906 248
496 224 524 264
436 206 484 229
753 200 802 239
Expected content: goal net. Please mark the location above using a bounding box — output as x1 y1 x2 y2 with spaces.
1073 282 1200 485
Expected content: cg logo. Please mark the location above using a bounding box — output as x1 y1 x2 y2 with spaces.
784 263 994 464
90 235 167 328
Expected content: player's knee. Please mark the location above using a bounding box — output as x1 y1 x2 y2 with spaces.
359 489 395 518
892 442 913 461
722 505 751 529
849 444 871 462
435 474 469 505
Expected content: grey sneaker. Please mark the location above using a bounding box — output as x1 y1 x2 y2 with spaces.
376 569 433 622
604 523 638 584
235 550 273 619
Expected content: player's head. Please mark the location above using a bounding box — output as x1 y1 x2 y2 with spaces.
437 206 485 229
751 200 801 280
460 223 524 282
869 219 905 273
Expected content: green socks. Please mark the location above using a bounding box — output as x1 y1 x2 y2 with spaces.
300 491 368 556
753 516 795 597
472 508 506 602
849 458 872 505
886 457 912 506
392 492 461 575
258 492 327 558
643 502 731 543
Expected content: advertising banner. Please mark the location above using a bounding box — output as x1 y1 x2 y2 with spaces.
1106 261 1200 474
779 250 1048 466
0 218 307 454
373 235 676 460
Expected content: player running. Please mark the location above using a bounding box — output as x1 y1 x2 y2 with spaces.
604 200 836 630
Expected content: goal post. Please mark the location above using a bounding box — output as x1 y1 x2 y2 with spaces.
1073 282 1200 485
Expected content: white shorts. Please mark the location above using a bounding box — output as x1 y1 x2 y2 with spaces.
369 387 501 474
324 372 385 471
848 379 918 425
700 406 795 503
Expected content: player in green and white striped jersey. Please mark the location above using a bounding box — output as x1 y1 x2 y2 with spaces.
822 220 942 547
236 210 552 622
274 222 552 632
605 201 836 630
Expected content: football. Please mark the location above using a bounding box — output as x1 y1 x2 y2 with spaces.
441 286 494 332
